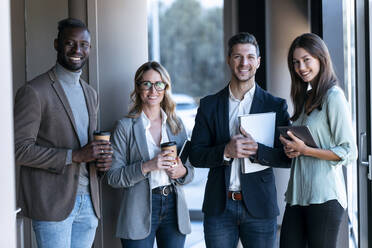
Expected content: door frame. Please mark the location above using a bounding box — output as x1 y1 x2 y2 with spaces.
355 0 371 247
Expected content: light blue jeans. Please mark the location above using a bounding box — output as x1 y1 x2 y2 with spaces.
32 194 98 248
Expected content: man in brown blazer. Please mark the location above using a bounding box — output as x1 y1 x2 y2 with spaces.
14 18 112 248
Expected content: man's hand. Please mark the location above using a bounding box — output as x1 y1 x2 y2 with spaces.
165 157 187 179
72 140 113 171
224 126 258 159
95 152 113 172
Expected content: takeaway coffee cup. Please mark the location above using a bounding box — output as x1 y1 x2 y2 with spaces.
93 131 111 172
160 141 177 167
93 131 111 141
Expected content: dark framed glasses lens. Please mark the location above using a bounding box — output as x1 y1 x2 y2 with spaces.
154 81 166 90
139 81 166 91
140 81 152 90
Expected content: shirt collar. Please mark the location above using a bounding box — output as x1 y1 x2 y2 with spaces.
228 83 256 103
141 109 168 130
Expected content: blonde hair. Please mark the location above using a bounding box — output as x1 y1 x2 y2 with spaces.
127 61 182 135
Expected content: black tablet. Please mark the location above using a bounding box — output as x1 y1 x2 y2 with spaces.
178 140 191 164
278 126 318 148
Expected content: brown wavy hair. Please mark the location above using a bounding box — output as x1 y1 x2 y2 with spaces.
127 61 182 135
287 33 338 121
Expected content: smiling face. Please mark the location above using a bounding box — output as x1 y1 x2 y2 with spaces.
227 43 260 85
54 27 91 71
292 47 320 83
138 69 166 108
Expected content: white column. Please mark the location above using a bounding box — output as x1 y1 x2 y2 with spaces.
150 0 160 61
265 0 310 225
87 0 148 246
0 0 17 247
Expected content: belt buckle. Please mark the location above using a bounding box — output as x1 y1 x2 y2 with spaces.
231 192 238 201
162 186 169 196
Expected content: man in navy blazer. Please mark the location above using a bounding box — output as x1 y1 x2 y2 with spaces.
189 33 291 248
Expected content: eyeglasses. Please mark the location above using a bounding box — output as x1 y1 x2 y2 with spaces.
137 81 166 91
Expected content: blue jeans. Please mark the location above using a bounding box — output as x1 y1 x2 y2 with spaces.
121 193 186 248
32 194 98 248
204 198 277 248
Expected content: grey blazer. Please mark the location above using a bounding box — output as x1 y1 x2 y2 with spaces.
107 116 194 240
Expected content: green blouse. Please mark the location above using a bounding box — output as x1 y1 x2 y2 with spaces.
285 86 358 209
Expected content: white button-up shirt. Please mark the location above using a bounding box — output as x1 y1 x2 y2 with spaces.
228 84 254 191
141 110 171 189
228 83 268 191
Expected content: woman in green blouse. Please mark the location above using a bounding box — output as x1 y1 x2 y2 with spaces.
279 33 357 248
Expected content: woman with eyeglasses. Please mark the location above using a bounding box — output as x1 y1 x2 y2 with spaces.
279 33 357 248
107 61 194 248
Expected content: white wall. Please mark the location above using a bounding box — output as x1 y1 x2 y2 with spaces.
95 0 148 130
88 0 148 247
265 0 310 225
11 0 148 247
0 0 16 247
25 0 68 81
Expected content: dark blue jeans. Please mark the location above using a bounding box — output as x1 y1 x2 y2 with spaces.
121 193 186 248
204 198 277 248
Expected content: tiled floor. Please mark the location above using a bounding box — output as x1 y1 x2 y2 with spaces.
185 222 205 248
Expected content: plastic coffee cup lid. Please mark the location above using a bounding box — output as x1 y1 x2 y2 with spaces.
93 131 111 136
160 141 177 147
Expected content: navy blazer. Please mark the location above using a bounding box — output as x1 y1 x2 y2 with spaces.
189 84 291 218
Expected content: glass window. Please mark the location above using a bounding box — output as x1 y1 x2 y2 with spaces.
147 1 224 246
342 0 358 247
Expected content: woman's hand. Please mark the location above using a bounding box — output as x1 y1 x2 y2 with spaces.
279 132 308 158
141 150 176 174
165 157 187 179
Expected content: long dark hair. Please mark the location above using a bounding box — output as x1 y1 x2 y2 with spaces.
287 33 338 121
127 61 182 135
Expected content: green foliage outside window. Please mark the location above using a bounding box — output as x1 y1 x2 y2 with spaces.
150 0 226 98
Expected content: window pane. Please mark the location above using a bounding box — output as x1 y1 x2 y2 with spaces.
148 1 224 246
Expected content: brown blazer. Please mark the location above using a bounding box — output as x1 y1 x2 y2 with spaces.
14 67 101 221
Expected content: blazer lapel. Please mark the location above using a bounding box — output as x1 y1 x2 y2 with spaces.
249 84 265 114
220 86 231 142
166 127 178 184
166 128 177 146
49 70 80 146
80 80 95 142
219 86 232 189
133 117 150 162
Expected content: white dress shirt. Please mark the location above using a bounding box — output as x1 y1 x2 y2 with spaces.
227 83 269 191
141 110 171 189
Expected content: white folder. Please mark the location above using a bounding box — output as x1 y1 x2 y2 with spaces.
238 112 276 173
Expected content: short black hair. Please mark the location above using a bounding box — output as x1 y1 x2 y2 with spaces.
57 18 90 41
227 32 260 57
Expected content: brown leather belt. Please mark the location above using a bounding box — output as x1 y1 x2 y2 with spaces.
152 185 174 196
228 191 242 201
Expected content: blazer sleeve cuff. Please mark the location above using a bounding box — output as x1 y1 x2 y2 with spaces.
255 143 270 166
